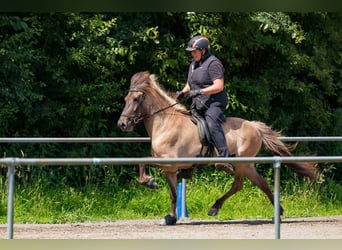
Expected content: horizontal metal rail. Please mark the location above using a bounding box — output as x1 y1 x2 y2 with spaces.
278 136 342 142
1 136 342 143
0 137 151 143
1 156 342 166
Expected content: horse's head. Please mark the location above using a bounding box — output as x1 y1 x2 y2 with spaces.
118 71 187 132
117 72 151 132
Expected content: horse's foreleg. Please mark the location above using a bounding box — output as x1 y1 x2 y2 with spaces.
244 164 284 215
208 166 244 216
138 163 158 189
163 171 178 225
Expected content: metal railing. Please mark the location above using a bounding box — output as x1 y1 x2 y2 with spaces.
1 137 341 240
1 136 342 143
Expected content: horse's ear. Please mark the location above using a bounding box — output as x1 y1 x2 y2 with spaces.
149 74 158 82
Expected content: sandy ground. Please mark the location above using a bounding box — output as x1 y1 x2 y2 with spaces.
0 215 341 239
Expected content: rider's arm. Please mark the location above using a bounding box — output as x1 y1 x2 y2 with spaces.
181 83 190 95
201 78 224 95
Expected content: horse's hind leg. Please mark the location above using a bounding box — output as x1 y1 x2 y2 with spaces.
244 163 284 215
139 163 158 189
208 165 245 216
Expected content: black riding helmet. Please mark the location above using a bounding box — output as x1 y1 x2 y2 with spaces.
185 35 210 51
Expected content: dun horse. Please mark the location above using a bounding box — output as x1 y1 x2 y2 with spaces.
117 71 317 225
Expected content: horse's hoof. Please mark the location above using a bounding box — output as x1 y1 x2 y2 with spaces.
146 178 159 189
164 214 177 225
215 163 234 173
208 207 219 216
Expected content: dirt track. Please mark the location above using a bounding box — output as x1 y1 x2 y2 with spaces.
1 215 341 239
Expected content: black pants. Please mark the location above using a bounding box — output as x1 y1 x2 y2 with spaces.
201 105 230 157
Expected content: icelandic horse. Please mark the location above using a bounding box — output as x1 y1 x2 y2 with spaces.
117 71 317 225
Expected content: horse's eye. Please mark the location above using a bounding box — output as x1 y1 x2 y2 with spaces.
133 97 138 102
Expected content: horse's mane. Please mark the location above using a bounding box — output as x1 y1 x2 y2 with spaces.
130 71 188 113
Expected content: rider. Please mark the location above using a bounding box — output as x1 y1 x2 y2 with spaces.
176 35 233 172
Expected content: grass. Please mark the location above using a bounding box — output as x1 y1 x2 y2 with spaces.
0 169 341 224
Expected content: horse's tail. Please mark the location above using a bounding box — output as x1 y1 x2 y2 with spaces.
251 121 317 180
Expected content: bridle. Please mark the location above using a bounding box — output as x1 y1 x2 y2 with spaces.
121 88 180 125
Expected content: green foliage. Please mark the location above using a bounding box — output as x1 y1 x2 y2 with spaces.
251 12 305 44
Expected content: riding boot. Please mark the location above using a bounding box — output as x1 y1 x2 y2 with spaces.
215 147 234 173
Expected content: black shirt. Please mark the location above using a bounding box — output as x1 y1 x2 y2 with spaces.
187 53 228 110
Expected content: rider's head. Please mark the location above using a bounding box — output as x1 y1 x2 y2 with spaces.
186 35 210 52
185 35 210 62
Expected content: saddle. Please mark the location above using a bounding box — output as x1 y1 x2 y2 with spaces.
190 110 215 157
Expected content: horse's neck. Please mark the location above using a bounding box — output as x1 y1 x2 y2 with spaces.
143 105 192 138
142 95 175 134
143 110 176 137
141 94 196 151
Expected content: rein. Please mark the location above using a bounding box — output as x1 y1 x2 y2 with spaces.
123 88 181 124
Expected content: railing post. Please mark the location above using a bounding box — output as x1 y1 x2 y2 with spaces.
7 159 15 239
273 157 281 239
181 178 186 218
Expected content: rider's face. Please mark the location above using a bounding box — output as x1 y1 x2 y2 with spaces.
191 49 203 62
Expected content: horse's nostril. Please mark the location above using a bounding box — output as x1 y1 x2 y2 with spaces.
121 122 129 130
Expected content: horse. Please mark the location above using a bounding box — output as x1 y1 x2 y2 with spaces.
117 71 317 225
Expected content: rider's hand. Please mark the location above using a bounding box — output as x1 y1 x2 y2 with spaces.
189 89 203 98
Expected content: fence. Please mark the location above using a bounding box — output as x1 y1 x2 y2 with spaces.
1 137 342 240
